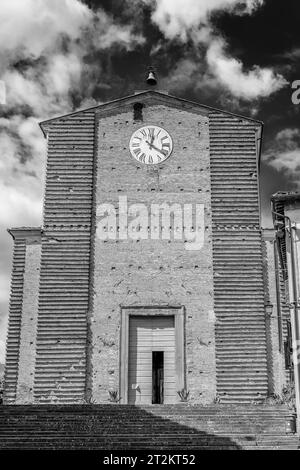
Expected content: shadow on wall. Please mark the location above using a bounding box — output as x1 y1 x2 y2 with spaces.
0 404 242 450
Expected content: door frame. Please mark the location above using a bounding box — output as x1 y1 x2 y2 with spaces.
119 305 185 404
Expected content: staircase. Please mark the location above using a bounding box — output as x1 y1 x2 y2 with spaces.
0 404 299 450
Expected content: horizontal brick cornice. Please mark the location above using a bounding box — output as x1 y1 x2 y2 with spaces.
8 227 42 241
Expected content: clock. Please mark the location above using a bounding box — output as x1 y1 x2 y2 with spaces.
129 125 173 165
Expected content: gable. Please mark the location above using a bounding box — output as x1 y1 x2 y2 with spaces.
39 90 263 137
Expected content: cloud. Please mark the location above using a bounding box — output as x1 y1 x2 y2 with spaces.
0 0 91 67
0 0 144 69
157 38 287 104
160 58 205 92
206 39 288 100
147 0 287 101
265 128 300 185
275 128 300 144
0 115 46 189
1 1 144 117
280 47 300 63
270 149 300 173
160 55 221 100
2 54 83 117
146 0 264 41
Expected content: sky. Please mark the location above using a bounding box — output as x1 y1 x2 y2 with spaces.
0 0 299 364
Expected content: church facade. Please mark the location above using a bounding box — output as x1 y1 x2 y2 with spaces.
3 90 291 405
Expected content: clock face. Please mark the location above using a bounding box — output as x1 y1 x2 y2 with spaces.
129 125 173 165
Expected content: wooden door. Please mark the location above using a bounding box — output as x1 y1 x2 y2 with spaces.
128 315 175 404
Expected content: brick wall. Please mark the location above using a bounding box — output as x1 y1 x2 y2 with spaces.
209 112 269 403
262 229 286 395
90 103 216 404
16 233 42 403
33 111 95 403
4 229 41 404
3 233 26 404
4 91 278 404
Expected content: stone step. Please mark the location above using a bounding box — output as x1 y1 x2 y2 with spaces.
0 405 293 413
0 404 292 412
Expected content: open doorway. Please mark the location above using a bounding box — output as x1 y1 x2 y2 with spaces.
122 309 185 404
152 351 164 404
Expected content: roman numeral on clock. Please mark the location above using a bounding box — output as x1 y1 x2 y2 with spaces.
139 153 146 163
148 128 154 140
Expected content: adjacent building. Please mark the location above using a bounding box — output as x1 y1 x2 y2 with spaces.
270 191 300 418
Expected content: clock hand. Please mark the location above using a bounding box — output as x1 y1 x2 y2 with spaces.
145 140 167 156
147 128 155 145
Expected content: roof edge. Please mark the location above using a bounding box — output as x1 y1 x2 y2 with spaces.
39 90 264 136
8 227 42 240
271 191 300 204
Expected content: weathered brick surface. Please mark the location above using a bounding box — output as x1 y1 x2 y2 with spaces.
16 235 42 404
33 111 95 403
4 229 42 404
90 104 216 404
262 229 287 395
209 113 269 402
3 234 26 404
